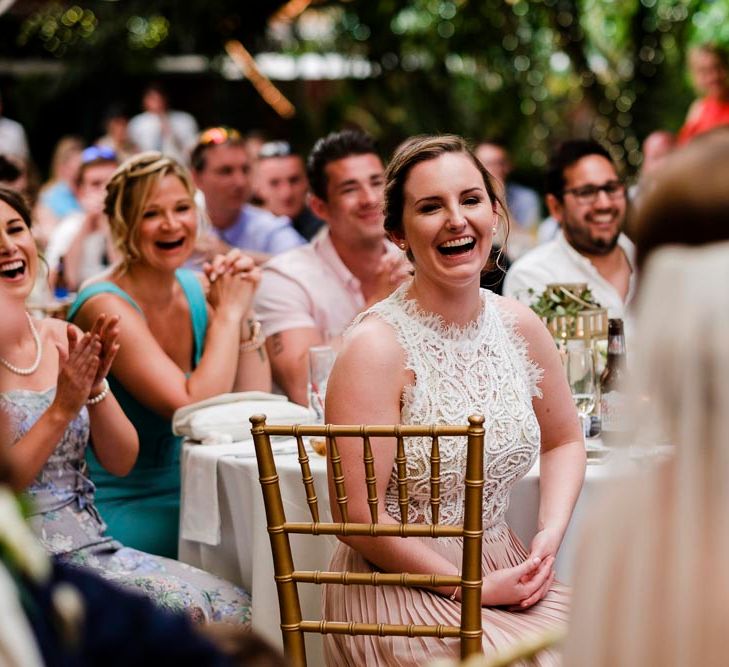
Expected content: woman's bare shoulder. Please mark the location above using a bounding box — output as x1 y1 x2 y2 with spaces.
341 314 404 365
36 315 70 343
73 271 142 325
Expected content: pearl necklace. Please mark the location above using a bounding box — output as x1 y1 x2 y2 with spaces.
0 312 42 376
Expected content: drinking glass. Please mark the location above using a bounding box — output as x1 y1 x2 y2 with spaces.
565 343 596 441
307 345 336 424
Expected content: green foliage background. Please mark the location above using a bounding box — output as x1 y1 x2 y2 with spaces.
1 0 727 175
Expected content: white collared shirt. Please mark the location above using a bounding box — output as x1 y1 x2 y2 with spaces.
503 231 636 321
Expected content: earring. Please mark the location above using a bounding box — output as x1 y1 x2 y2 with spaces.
492 226 497 234
399 242 407 250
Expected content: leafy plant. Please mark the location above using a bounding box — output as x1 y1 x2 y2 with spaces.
529 285 600 320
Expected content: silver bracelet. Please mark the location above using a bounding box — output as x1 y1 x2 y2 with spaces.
86 378 110 406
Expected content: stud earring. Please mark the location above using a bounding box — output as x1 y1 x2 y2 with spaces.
399 243 407 250
492 226 497 234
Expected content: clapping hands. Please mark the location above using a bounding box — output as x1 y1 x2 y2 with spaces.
52 315 121 419
88 314 121 393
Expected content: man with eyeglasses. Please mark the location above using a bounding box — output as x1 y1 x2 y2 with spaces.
503 139 635 319
191 127 305 264
45 146 119 292
254 141 325 241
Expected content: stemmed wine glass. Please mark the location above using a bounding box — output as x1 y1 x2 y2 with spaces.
565 342 596 441
308 345 336 424
307 345 336 456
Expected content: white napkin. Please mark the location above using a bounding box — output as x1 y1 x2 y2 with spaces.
180 432 302 546
173 391 313 441
176 393 314 545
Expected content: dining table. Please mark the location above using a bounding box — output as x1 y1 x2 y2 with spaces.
179 440 616 664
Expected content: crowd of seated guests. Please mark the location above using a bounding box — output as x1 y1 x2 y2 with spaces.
2 61 729 665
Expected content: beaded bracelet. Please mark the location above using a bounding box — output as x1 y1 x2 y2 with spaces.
239 319 265 353
86 378 110 406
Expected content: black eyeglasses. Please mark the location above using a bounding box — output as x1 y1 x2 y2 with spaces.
257 141 293 159
562 180 625 205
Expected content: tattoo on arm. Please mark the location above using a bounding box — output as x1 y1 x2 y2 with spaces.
271 333 284 357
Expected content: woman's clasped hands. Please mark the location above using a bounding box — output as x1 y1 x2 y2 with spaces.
480 553 556 611
204 249 261 319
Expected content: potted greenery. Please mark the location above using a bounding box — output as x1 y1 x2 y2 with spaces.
529 283 608 345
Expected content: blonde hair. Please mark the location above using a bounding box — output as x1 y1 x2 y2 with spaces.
564 242 729 666
104 151 196 268
49 136 83 181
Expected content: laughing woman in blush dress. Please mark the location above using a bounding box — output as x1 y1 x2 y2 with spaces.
322 136 586 665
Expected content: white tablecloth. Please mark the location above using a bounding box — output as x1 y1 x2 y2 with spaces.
180 442 613 663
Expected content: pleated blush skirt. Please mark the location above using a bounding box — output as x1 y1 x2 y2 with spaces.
322 522 568 666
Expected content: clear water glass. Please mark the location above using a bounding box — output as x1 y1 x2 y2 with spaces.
565 342 596 441
307 345 336 424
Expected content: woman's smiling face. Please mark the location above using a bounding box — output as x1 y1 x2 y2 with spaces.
400 151 496 289
0 199 38 301
135 174 198 271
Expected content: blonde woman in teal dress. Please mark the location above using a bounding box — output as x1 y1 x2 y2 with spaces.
68 152 271 558
0 186 251 623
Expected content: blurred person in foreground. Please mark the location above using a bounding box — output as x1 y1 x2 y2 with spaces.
0 186 252 624
0 414 242 667
68 152 270 558
678 43 729 145
191 127 305 264
254 140 325 240
0 411 279 667
254 129 410 405
564 130 729 667
323 135 585 664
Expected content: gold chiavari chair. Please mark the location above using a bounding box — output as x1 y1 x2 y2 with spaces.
250 414 487 667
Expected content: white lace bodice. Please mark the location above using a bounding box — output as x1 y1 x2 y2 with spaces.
354 284 543 528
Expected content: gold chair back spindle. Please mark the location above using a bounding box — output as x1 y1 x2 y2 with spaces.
430 430 442 525
327 430 349 524
250 414 487 667
395 427 409 523
294 429 320 522
250 415 307 662
362 431 379 525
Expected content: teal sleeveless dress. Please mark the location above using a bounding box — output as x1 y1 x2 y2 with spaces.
67 269 207 558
